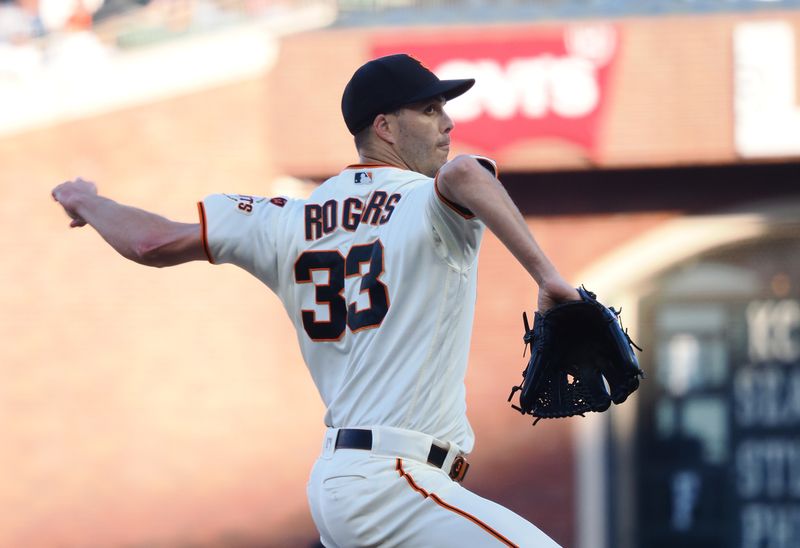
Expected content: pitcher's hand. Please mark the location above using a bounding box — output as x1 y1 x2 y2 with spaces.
52 178 97 228
537 277 581 312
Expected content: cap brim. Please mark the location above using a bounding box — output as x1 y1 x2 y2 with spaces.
405 78 475 106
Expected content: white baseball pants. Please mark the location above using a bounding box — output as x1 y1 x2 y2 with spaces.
307 427 561 548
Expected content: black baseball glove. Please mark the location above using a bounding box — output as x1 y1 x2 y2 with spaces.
508 286 643 424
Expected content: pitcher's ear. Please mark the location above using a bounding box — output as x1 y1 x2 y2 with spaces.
372 113 397 145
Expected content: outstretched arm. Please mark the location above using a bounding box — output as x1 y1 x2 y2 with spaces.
436 155 579 311
52 178 206 268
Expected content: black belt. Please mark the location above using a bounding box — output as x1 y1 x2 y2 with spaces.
334 428 469 482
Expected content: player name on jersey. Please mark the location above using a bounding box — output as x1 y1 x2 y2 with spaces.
305 191 402 241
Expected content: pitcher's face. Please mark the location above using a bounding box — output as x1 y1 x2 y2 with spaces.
390 97 454 178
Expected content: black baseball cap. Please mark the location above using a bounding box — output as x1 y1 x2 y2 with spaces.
341 53 475 135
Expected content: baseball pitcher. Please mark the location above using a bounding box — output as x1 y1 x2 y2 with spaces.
53 54 584 547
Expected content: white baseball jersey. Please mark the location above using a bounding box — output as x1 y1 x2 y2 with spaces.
198 164 484 452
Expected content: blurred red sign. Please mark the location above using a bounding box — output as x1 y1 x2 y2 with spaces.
373 26 619 159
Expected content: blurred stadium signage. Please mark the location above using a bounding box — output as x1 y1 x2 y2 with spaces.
635 239 800 548
736 297 800 548
373 25 618 158
734 21 800 158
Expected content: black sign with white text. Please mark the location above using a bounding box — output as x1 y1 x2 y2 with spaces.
632 237 800 548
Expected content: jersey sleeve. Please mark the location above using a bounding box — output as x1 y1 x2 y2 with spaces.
198 193 292 290
424 176 485 268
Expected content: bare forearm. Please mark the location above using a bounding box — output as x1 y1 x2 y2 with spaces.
438 156 581 310
72 193 200 266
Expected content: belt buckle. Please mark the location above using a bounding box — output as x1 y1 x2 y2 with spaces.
449 455 469 483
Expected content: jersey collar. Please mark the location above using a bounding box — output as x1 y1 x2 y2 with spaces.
346 163 398 170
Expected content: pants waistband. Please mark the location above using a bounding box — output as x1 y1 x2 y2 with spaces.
321 426 470 482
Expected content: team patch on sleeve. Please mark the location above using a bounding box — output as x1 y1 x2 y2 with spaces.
223 194 266 215
221 194 288 214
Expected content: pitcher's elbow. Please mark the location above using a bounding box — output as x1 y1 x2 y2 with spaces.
439 155 491 199
132 238 171 268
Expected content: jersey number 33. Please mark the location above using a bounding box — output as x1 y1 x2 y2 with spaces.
294 239 390 342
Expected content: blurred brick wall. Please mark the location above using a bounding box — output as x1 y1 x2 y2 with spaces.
270 11 800 176
1 77 327 548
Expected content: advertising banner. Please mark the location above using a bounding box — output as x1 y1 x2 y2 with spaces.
734 21 800 158
372 25 619 160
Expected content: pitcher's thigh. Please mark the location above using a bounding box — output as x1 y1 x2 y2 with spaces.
393 460 561 548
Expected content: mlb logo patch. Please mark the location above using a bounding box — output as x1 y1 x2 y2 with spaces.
354 171 373 185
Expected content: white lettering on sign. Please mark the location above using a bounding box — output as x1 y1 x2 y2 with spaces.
736 440 800 499
741 504 800 548
671 470 701 531
735 366 800 427
437 55 600 123
747 300 800 363
734 21 800 158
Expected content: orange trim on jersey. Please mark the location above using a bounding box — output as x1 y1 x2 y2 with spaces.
433 175 475 220
196 201 214 264
395 459 519 548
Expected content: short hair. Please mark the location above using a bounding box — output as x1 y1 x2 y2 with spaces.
353 107 404 152
354 125 372 151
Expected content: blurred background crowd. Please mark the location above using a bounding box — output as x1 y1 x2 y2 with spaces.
2 0 800 46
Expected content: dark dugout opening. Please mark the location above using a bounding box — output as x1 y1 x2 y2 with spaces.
503 161 800 217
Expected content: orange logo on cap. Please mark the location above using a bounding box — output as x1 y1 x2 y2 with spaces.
408 54 431 71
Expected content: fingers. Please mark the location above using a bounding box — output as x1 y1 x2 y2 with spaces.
51 181 74 203
52 178 92 228
537 279 581 312
51 178 97 200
